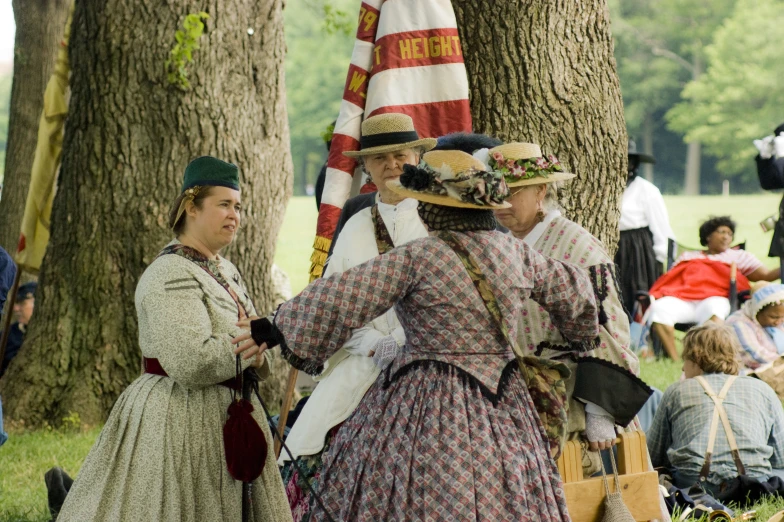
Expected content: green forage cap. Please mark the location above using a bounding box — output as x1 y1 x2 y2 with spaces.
182 156 240 192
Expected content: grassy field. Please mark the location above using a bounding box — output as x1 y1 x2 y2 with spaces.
3 193 784 520
275 193 784 294
0 425 102 521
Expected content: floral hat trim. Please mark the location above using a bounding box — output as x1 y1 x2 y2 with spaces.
475 148 564 184
400 160 510 207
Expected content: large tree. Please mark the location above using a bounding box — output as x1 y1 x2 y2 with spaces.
1 0 292 425
453 1 627 250
0 0 72 255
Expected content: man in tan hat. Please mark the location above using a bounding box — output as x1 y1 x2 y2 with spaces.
277 112 436 518
326 113 436 264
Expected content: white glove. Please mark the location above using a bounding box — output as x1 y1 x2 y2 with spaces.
371 335 400 370
585 412 617 451
754 135 775 159
775 134 784 158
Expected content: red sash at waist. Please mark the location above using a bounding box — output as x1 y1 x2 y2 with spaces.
143 357 241 391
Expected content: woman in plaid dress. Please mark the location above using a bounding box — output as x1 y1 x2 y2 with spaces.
236 151 599 521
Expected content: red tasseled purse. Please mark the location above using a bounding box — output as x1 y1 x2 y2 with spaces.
223 359 267 482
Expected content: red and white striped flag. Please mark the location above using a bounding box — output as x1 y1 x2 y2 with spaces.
310 0 472 280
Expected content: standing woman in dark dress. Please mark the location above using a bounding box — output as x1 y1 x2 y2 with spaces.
616 139 675 315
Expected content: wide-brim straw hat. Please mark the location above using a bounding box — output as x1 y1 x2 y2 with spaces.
485 142 576 187
387 150 511 209
343 113 438 158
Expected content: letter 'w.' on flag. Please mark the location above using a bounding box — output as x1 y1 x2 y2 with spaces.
309 0 472 281
15 9 72 273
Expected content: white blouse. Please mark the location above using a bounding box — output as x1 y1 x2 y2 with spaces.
618 176 675 263
278 197 428 464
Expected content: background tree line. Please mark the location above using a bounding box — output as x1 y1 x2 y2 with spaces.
283 0 784 196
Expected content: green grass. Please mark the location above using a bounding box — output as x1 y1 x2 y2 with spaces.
273 196 319 294
639 357 684 392
0 425 102 522
3 194 784 519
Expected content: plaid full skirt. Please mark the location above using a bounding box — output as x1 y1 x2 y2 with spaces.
310 361 571 522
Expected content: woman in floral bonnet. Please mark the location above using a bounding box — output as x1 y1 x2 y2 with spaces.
481 142 652 476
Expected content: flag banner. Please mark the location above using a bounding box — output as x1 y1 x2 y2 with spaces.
15 7 73 272
309 0 472 281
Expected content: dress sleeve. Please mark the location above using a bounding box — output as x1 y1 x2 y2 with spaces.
588 263 635 362
525 245 599 343
644 185 675 264
734 250 765 276
140 287 253 389
323 216 406 359
571 263 653 425
266 245 421 375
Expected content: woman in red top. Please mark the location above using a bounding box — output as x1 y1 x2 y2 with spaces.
648 216 779 360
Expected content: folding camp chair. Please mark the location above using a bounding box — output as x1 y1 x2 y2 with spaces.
633 239 748 357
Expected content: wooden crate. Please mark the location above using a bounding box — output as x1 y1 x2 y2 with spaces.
556 432 662 522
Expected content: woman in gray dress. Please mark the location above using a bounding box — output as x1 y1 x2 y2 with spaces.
57 157 292 522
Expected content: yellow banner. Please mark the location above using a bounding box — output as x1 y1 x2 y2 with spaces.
15 7 72 272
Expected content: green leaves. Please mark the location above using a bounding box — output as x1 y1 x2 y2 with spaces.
322 3 354 36
666 0 784 178
285 0 356 191
165 12 210 91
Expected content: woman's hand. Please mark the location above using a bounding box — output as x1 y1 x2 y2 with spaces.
235 316 259 330
231 331 269 361
584 412 618 452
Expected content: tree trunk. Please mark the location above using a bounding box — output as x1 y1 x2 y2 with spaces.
0 0 292 426
683 140 702 195
642 113 655 182
683 55 704 196
0 0 71 255
453 1 627 252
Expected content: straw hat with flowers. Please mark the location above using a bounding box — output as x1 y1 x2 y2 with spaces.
343 113 437 158
387 150 511 209
474 142 575 187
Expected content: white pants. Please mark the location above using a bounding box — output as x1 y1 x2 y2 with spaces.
648 296 731 326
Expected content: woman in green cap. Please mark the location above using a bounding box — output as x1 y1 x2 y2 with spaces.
56 157 292 521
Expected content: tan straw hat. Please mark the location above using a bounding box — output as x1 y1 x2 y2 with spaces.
482 142 575 187
343 113 437 158
387 150 511 209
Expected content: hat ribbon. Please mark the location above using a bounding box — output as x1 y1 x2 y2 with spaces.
360 130 420 149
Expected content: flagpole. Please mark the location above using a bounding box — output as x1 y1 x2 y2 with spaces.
0 264 22 371
275 366 299 458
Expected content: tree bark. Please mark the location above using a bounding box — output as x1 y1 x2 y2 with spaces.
0 0 71 255
453 1 627 252
0 0 292 426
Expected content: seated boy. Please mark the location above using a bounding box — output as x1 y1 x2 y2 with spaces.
648 323 784 493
